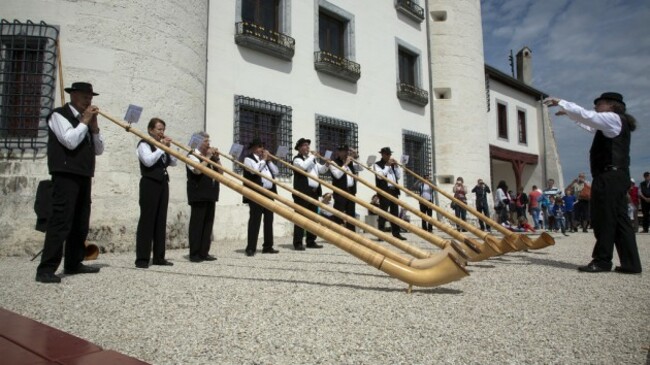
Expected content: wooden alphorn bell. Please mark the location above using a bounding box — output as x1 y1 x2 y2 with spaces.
99 110 468 288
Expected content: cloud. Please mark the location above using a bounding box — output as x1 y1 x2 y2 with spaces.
482 0 650 183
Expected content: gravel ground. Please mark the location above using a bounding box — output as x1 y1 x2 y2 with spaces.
1 230 648 365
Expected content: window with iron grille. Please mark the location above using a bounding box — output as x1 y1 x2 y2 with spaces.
234 95 292 177
497 102 508 139
517 109 527 144
0 19 58 151
315 115 358 180
402 130 431 190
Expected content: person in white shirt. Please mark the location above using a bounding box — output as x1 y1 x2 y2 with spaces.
329 145 361 231
413 174 435 232
243 138 279 256
36 82 104 284
292 138 329 250
545 92 641 274
374 147 406 240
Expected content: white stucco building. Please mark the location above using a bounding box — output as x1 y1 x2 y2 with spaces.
0 0 561 255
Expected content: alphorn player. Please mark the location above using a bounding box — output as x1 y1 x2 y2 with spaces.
243 138 279 256
134 118 177 268
545 92 641 274
292 137 328 250
186 132 221 263
329 145 361 231
36 82 104 283
373 147 406 240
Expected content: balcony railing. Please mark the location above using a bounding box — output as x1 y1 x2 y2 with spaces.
397 82 429 106
234 22 295 61
314 51 361 83
395 0 425 22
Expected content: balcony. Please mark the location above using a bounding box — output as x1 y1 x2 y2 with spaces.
397 82 429 106
314 51 361 83
395 0 425 23
234 22 295 61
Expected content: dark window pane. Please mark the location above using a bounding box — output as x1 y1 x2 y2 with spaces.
398 49 416 85
242 0 279 31
497 103 508 139
319 11 344 56
517 110 527 144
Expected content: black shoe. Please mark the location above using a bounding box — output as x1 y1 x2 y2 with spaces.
393 234 407 240
152 259 174 266
294 245 306 251
262 248 279 254
189 256 203 263
202 255 217 261
35 272 61 283
643 230 649 233
614 266 641 274
577 263 610 273
64 264 100 275
562 233 569 236
135 262 149 269
582 229 588 233
245 249 255 257
306 243 323 249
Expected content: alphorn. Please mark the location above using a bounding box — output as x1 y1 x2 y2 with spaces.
99 111 468 288
339 155 508 261
173 142 454 266
267 151 481 258
398 163 555 250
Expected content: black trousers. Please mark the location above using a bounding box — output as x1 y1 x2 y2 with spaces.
293 190 319 246
247 198 274 252
378 189 400 235
641 200 650 231
590 170 642 271
135 177 169 265
37 173 91 274
188 201 216 259
475 203 490 230
574 199 590 228
419 202 432 232
333 195 356 231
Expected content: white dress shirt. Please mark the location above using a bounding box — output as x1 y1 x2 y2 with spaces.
48 104 104 155
330 160 361 188
558 100 622 138
293 155 328 189
244 154 279 190
374 162 402 188
136 141 177 167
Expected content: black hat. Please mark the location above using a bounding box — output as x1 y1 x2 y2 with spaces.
379 147 393 154
337 144 349 150
247 138 265 149
594 92 625 106
294 138 311 150
64 82 99 96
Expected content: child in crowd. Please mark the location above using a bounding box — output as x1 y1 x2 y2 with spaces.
551 197 569 236
319 193 336 222
563 188 576 232
516 216 536 233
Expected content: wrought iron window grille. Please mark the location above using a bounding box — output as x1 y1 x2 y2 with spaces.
314 51 361 83
397 82 429 106
234 95 293 177
315 115 358 181
235 22 295 61
0 19 58 153
402 130 432 190
395 0 425 22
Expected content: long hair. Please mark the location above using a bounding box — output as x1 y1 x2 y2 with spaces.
497 180 508 192
610 101 637 131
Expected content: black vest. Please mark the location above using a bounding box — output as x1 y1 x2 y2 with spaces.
186 153 220 203
242 153 277 204
374 159 400 196
138 140 170 182
292 154 322 198
332 157 357 196
47 104 96 177
589 115 631 176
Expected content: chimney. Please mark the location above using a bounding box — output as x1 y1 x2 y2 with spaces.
516 47 532 85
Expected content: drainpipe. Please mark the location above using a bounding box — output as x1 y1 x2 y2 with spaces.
424 0 439 209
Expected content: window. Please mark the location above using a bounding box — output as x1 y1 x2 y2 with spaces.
315 115 358 180
402 130 431 190
497 102 508 139
0 19 58 149
319 11 344 57
398 48 416 86
242 0 280 31
234 96 293 177
517 110 527 144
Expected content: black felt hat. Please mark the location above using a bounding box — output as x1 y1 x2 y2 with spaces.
64 82 99 96
379 147 393 154
294 138 311 150
248 138 265 149
594 92 625 106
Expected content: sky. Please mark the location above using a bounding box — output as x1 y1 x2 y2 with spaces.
481 0 650 187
